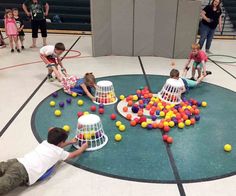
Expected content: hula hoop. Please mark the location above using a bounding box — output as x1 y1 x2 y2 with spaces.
208 54 236 64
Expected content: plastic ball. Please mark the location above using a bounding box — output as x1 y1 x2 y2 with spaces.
130 120 137 126
147 124 153 130
133 95 139 101
89 105 96 112
178 122 185 129
110 113 117 120
59 102 65 108
131 105 139 113
137 110 143 116
49 101 56 107
98 108 105 114
72 92 77 97
123 106 128 112
224 144 232 152
116 121 122 127
63 125 70 132
54 110 61 117
119 125 126 132
126 114 132 120
190 118 196 125
163 134 168 141
99 103 104 108
185 119 191 126
141 122 148 128
202 101 207 107
84 111 89 115
163 126 170 132
84 133 92 140
119 95 125 100
95 131 102 138
159 111 165 117
115 134 122 142
128 100 133 106
168 121 175 127
167 137 173 144
194 109 200 115
77 100 84 106
77 111 83 118
66 98 72 104
151 115 157 121
195 115 200 121
139 116 147 124
52 92 58 98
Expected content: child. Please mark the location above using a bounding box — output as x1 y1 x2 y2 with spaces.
0 30 6 48
13 8 25 49
183 43 208 80
61 73 96 101
4 9 20 53
40 42 66 81
0 127 88 195
170 68 211 94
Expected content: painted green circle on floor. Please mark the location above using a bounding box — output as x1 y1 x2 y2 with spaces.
31 74 236 183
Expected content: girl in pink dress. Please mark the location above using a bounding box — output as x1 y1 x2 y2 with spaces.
4 9 20 53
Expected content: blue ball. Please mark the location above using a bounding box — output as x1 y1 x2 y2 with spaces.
156 110 160 115
66 98 72 104
131 105 139 113
99 103 104 109
52 92 58 98
195 115 200 121
147 124 153 130
59 102 64 107
197 102 201 107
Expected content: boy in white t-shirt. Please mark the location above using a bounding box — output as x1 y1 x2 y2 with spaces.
0 127 88 195
40 42 66 82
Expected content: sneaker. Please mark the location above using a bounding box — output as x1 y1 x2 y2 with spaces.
206 71 212 75
0 44 6 48
189 77 196 81
206 50 213 54
47 74 54 82
21 46 25 50
185 67 190 71
11 49 14 53
17 49 21 53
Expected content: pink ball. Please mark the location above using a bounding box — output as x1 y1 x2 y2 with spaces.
90 105 97 112
110 113 117 120
99 108 105 114
77 111 83 118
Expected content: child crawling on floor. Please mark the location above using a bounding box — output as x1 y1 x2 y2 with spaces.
61 72 97 101
0 127 88 195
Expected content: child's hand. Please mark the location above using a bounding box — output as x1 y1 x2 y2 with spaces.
81 142 89 151
91 97 96 101
70 138 78 144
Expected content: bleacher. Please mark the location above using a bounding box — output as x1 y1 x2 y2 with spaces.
222 0 236 30
0 0 91 32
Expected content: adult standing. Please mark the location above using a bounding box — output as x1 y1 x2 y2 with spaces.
22 0 49 48
199 0 222 54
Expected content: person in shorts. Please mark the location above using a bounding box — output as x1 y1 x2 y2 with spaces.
13 8 25 49
40 42 66 81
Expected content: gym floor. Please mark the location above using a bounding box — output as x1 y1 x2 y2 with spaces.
0 34 236 196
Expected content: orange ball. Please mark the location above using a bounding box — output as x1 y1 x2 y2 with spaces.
137 110 143 116
158 123 164 129
123 106 128 112
139 100 144 105
152 123 158 129
126 114 132 120
190 118 196 125
167 137 173 144
128 100 133 106
130 120 137 126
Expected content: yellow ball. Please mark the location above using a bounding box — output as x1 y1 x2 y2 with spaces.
178 122 185 129
49 101 56 107
84 111 89 115
185 119 191 126
141 122 148 128
84 133 92 140
116 121 122 127
159 111 165 117
133 95 138 101
163 121 169 127
72 92 77 97
149 101 154 105
77 100 84 106
224 144 232 152
63 125 70 132
169 121 175 127
166 105 171 110
119 95 125 100
147 119 152 124
91 131 96 137
119 125 126 132
115 134 122 142
202 101 207 107
54 110 61 117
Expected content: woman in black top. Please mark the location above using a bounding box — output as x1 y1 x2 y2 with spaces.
199 0 222 53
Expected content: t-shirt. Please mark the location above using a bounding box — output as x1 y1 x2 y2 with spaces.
15 17 25 36
40 45 57 58
24 0 47 20
202 5 222 29
189 50 208 63
17 140 69 185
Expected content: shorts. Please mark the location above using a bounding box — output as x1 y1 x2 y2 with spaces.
31 19 47 38
193 61 203 69
183 78 197 88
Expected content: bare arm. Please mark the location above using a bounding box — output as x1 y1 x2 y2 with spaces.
44 3 49 16
60 138 77 148
218 15 222 32
22 4 31 17
40 54 51 64
200 10 211 23
66 143 88 160
80 83 95 101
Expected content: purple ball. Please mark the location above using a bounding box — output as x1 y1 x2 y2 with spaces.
59 102 64 107
195 115 200 121
182 97 187 102
99 103 104 109
147 124 153 130
132 105 139 113
139 104 144 109
52 92 58 98
153 103 157 107
197 102 201 107
66 98 72 104
172 118 178 125
96 131 102 138
151 115 157 121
